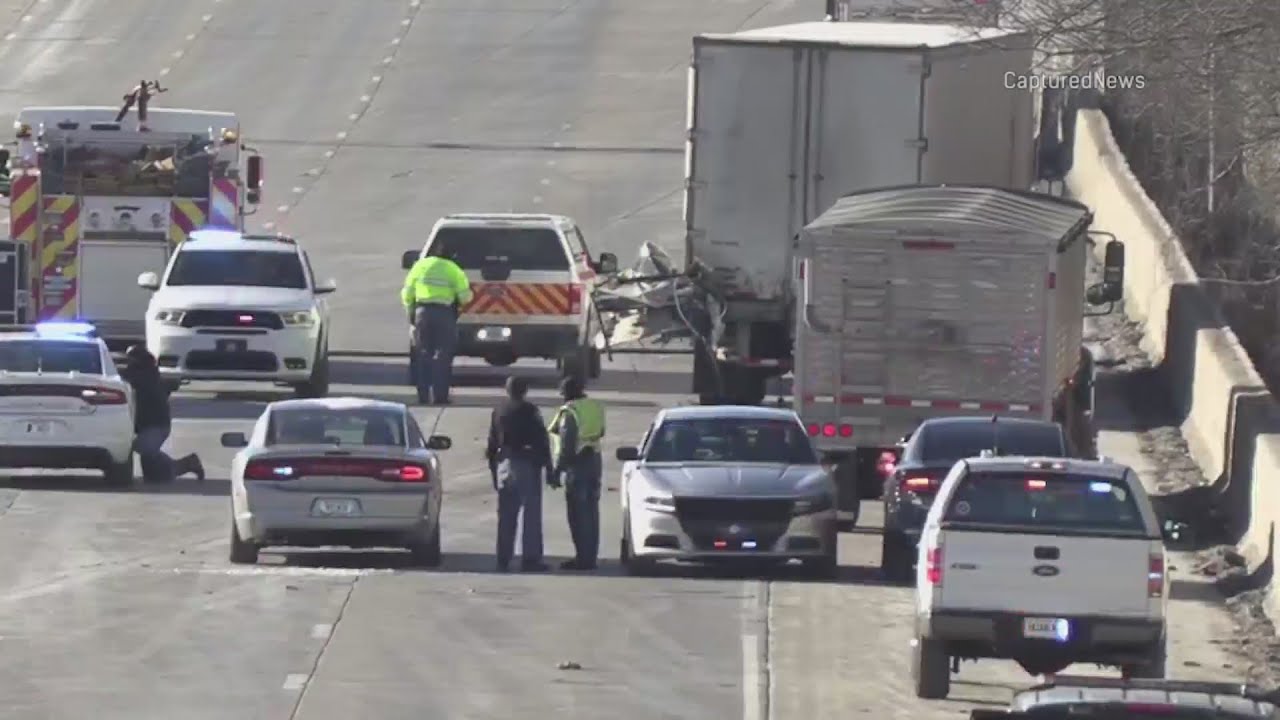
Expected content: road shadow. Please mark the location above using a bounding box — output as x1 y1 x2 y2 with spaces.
330 358 695 395
271 548 889 585
0 474 229 496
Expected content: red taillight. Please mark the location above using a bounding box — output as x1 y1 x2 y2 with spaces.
902 476 935 491
243 458 430 483
81 387 127 405
807 423 852 438
926 546 943 585
1148 553 1164 597
568 284 583 314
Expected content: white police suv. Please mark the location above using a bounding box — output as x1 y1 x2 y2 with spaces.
0 322 136 485
137 230 336 397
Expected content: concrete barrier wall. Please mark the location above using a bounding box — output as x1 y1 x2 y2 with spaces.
1064 109 1280 618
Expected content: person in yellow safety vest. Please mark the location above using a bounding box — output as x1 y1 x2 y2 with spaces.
401 246 473 406
548 375 606 571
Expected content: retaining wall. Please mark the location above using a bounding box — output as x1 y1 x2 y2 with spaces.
1065 109 1280 619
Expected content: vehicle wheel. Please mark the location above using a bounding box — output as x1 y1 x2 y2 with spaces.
621 513 655 576
294 344 330 398
103 456 134 488
559 348 588 383
587 345 602 379
229 520 259 565
1123 640 1167 679
911 635 951 699
880 530 914 584
408 520 442 568
804 549 838 579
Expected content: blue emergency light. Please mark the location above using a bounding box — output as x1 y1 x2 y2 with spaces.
34 321 98 338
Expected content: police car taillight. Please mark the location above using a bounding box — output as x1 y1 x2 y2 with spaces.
1148 552 1164 597
80 387 127 405
568 284 583 314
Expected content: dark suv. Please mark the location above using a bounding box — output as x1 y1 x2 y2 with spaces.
879 415 1068 581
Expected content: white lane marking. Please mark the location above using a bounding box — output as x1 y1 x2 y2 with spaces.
323 150 335 158
359 95 371 103
4 32 15 40
291 186 303 194
172 50 184 58
742 633 760 720
347 113 359 121
390 37 401 45
371 75 382 83
20 14 31 22
401 18 411 26
201 13 213 22
282 673 309 691
159 67 171 76
336 131 347 140
185 33 196 41
311 623 332 640
276 204 290 212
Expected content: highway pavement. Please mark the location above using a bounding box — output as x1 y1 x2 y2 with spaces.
0 1 1260 719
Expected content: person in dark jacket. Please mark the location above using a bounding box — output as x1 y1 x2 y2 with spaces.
121 345 204 483
485 375 554 573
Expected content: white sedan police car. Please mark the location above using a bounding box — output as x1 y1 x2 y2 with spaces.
0 322 135 485
137 229 336 398
223 397 452 566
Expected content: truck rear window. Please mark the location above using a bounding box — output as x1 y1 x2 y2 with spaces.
942 471 1147 533
430 227 570 271
921 423 1065 464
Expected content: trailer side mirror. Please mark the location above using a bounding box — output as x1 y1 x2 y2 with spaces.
246 155 263 191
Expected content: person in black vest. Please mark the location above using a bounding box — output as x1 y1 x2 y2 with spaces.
121 345 204 484
485 375 554 573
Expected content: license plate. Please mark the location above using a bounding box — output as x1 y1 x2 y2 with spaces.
1023 617 1070 641
23 420 53 436
311 498 361 517
216 339 247 352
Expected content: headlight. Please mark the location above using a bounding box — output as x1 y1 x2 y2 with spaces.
642 495 675 513
792 493 834 515
153 309 185 325
280 310 316 327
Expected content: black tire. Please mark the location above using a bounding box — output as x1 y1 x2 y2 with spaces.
103 455 134 488
588 346 602 379
1123 640 1167 679
408 519 443 568
621 512 655 576
294 343 330 398
911 635 951 699
804 549 838 579
880 530 914 584
229 520 259 565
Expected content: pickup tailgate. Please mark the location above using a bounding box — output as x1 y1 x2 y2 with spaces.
937 531 1154 616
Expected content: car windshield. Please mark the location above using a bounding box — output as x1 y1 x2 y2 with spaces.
267 407 406 447
920 422 1065 464
429 226 570 271
644 418 818 464
943 471 1147 533
166 250 307 289
0 340 102 374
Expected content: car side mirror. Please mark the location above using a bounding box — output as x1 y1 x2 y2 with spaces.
220 431 248 448
427 435 452 451
137 271 160 290
246 155 263 191
315 278 337 295
616 446 639 461
596 252 618 274
401 250 420 270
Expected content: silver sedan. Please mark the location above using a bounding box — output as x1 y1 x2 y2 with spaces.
617 405 838 577
223 396 452 566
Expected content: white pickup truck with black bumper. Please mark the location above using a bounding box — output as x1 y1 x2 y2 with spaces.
912 456 1170 699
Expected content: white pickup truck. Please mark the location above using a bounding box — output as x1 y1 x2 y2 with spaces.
912 456 1170 699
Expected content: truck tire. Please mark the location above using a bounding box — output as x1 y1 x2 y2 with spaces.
880 529 914 584
911 635 951 699
1123 639 1167 679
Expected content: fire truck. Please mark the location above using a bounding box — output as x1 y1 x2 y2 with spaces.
1 81 263 349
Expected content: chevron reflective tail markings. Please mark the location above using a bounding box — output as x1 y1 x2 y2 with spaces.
170 199 208 244
9 175 39 245
208 177 238 228
464 282 577 315
37 195 81 321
